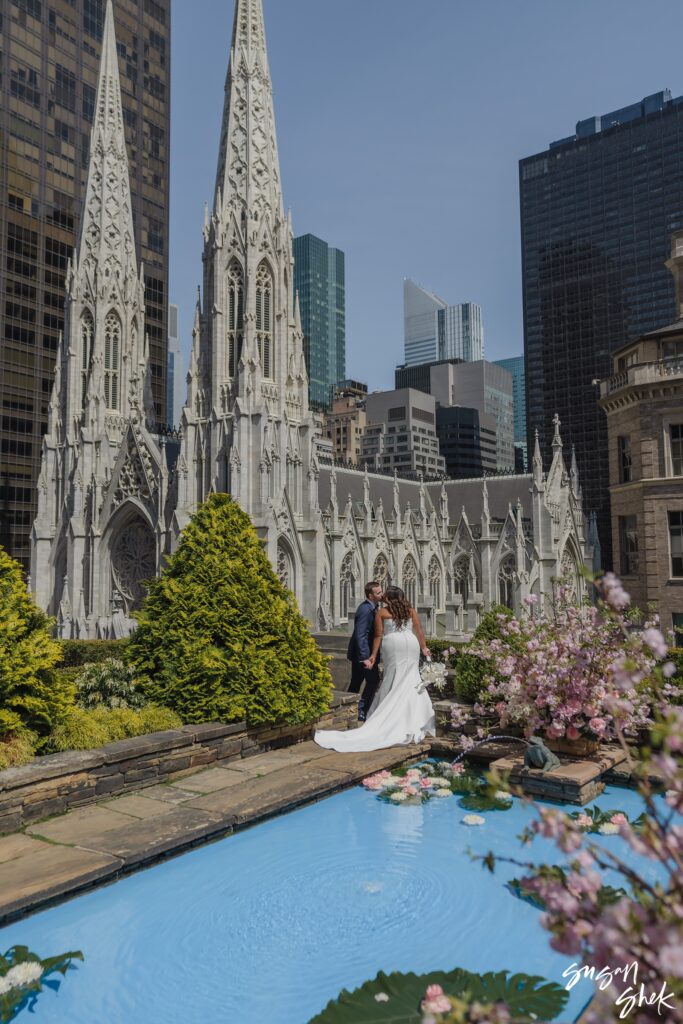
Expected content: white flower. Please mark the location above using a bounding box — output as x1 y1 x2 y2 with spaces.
0 977 12 995
494 790 512 802
374 992 390 1003
430 777 450 787
598 823 619 835
389 791 408 802
434 788 452 798
5 962 43 988
463 814 486 826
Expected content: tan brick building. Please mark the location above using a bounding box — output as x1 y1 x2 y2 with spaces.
325 381 367 466
599 235 683 640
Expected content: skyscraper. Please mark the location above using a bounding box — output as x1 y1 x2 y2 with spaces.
494 356 527 471
520 90 683 563
0 0 170 571
166 303 184 427
403 280 483 367
293 234 345 412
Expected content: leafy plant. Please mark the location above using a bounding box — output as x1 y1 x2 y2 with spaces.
449 771 514 812
76 659 146 710
0 732 36 772
453 605 517 704
308 967 568 1023
0 945 83 1023
47 705 182 752
0 547 73 741
58 640 127 668
128 494 333 726
567 804 646 834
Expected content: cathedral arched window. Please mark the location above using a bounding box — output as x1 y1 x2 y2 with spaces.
372 553 389 588
454 555 470 606
227 261 244 378
256 262 273 379
80 311 94 408
402 556 417 608
340 552 356 620
428 556 442 610
103 311 121 410
277 540 294 593
498 555 516 610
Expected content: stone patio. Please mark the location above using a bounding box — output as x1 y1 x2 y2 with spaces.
0 740 430 924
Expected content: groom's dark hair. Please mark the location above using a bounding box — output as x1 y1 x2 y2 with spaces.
365 581 380 598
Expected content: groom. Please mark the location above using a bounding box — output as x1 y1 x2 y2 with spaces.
347 581 383 721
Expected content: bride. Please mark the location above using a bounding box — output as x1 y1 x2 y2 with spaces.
314 586 436 753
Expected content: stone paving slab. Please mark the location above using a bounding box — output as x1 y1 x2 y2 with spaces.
0 845 120 920
172 766 247 793
76 806 231 868
0 833 46 865
26 804 137 845
137 783 201 804
101 794 183 819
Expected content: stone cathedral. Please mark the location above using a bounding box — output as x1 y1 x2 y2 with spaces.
31 0 595 640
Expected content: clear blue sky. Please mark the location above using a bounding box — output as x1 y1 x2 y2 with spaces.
169 0 681 391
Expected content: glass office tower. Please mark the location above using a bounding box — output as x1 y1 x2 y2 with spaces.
293 234 345 412
0 0 171 570
494 355 527 470
521 90 683 565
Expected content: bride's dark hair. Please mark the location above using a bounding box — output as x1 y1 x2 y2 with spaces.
383 585 412 627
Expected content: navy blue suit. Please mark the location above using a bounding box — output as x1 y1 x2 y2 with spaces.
347 599 380 720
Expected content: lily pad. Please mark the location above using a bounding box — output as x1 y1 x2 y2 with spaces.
308 966 569 1023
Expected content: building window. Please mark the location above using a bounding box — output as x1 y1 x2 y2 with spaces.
388 406 406 421
670 425 683 477
498 555 516 610
80 311 94 407
103 311 121 410
618 436 632 483
227 261 244 378
669 511 683 578
402 556 417 607
672 612 683 649
255 262 273 379
619 515 639 576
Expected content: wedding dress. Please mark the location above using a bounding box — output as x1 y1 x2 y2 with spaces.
314 618 436 753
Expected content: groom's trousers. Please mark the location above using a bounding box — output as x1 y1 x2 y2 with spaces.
348 661 380 721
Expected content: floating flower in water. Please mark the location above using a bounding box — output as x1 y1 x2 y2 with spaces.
494 791 513 803
4 962 44 988
421 983 452 1014
430 777 450 788
404 786 419 797
434 788 453 798
361 775 384 790
419 777 434 789
463 814 485 825
449 762 466 776
598 822 619 835
575 814 592 830
389 791 408 802
374 992 390 1003
610 813 628 827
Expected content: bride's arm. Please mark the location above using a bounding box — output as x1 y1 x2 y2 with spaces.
411 608 431 658
368 611 385 666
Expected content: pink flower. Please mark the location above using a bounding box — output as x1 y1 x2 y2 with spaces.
566 725 581 740
642 627 668 659
660 942 683 977
419 777 434 789
362 776 383 790
588 717 606 736
610 813 628 827
404 786 419 796
575 814 592 829
421 985 451 1014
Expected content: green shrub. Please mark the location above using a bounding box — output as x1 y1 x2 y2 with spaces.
0 730 36 771
0 546 73 739
76 659 146 709
59 639 127 668
128 493 333 726
454 604 517 704
47 704 182 752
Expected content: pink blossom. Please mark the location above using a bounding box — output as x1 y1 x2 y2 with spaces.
642 627 668 660
421 985 451 1014
419 777 434 789
575 814 592 829
566 725 581 740
404 786 419 796
610 813 628 827
362 776 383 790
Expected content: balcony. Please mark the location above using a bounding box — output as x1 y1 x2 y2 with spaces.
601 358 683 397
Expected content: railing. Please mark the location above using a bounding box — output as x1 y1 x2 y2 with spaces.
602 358 683 396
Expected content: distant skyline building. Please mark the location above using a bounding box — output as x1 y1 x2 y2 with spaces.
435 406 498 479
395 357 514 472
360 388 445 477
403 280 483 367
0 0 171 570
167 304 185 427
293 234 345 411
520 89 683 565
494 356 527 471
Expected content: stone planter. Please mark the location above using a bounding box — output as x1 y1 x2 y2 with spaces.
546 735 600 757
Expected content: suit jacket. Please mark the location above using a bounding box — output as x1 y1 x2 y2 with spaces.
347 599 379 663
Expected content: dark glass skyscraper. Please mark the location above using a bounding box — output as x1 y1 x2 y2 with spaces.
293 233 345 412
520 90 683 564
0 0 170 570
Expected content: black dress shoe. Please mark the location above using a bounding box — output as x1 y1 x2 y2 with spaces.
358 712 367 723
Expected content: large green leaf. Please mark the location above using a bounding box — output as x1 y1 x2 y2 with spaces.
308 966 569 1023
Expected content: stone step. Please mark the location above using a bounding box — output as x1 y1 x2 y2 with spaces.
491 745 627 806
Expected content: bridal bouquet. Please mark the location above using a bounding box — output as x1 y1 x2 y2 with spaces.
419 659 448 692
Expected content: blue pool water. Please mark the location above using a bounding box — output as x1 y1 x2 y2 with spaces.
0 781 662 1024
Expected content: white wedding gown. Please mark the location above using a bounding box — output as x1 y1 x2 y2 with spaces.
314 618 436 753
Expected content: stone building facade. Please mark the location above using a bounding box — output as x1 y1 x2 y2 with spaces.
599 235 683 638
31 0 594 638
